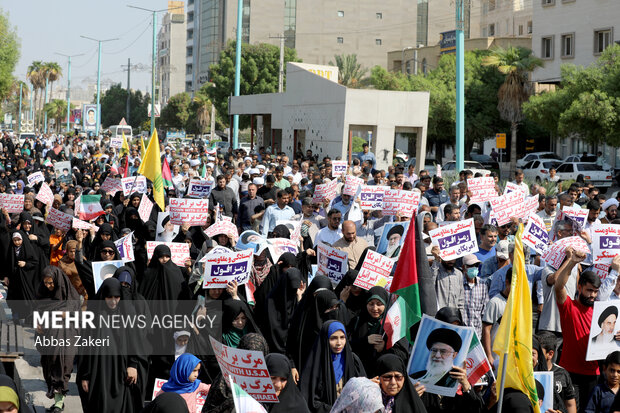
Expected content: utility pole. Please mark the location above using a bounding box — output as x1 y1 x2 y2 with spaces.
232 0 243 149
80 36 118 136
43 77 48 134
269 34 286 92
455 0 465 172
122 58 132 123
56 52 85 133
17 83 22 134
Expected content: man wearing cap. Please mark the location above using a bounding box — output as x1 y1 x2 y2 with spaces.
409 327 462 387
462 254 489 338
238 183 264 232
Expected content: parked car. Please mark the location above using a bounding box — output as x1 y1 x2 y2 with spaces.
18 133 35 146
555 162 612 192
441 161 491 177
469 153 499 170
401 157 441 174
516 152 562 168
522 160 561 182
394 149 409 164
563 154 612 172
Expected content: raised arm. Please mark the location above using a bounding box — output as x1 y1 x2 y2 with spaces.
554 247 585 305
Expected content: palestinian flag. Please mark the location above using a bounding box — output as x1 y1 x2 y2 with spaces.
230 376 267 413
384 296 417 349
162 158 173 188
465 331 493 386
78 195 105 221
388 216 422 334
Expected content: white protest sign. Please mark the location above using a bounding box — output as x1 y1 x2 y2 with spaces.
275 219 302 244
138 193 154 223
342 175 363 197
541 236 590 270
101 176 123 195
202 249 254 288
205 220 239 242
429 218 479 260
0 194 23 213
562 206 588 228
504 181 527 195
522 213 550 255
311 180 338 203
187 179 213 198
151 378 206 412
27 171 45 186
354 250 394 290
209 336 278 403
169 198 210 226
110 136 123 149
522 196 539 220
268 238 299 262
35 182 54 206
383 189 420 218
592 224 620 264
359 185 387 210
46 207 73 231
121 176 147 196
317 244 348 284
586 300 620 361
467 177 497 203
331 160 348 176
591 262 611 280
489 190 525 226
146 241 190 267
72 218 98 232
115 232 135 263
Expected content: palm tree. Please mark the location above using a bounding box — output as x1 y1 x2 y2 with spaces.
193 92 211 135
482 46 543 175
329 54 368 87
27 61 44 130
44 99 71 132
43 62 62 100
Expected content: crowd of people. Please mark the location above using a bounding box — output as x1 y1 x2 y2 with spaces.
1 129 620 413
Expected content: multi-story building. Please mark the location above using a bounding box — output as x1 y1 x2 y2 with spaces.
158 1 187 104
479 0 532 39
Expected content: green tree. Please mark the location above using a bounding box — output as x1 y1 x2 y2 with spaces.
27 61 44 130
482 46 543 174
44 99 73 132
0 9 20 101
207 41 300 129
160 92 192 130
329 54 368 87
192 90 212 135
40 62 62 132
99 84 149 128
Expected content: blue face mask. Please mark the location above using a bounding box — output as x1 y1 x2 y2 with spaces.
466 267 478 279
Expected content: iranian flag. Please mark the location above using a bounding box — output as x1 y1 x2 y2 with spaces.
230 376 267 413
384 296 417 349
465 332 493 386
162 157 173 188
78 195 105 221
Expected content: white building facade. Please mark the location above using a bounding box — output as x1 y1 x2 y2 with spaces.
158 3 187 104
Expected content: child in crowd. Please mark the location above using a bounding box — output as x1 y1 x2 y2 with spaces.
537 332 577 413
157 353 210 412
585 351 620 413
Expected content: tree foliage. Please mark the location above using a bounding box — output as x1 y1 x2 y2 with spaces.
329 54 368 87
159 92 192 130
523 45 620 146
99 83 149 128
0 9 20 101
207 41 300 129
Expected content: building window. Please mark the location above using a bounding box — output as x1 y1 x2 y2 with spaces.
594 28 613 54
337 10 344 17
187 29 193 40
488 24 495 36
542 0 555 6
482 27 487 37
541 36 554 59
376 12 383 19
186 46 193 57
375 38 382 45
417 0 428 47
527 21 532 34
422 58 428 75
488 0 495 11
518 25 523 35
284 0 297 49
561 33 575 58
187 11 193 23
337 37 344 44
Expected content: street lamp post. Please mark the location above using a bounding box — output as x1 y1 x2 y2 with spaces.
80 36 118 136
232 0 243 150
17 83 22 134
43 77 48 133
56 52 85 133
455 0 465 172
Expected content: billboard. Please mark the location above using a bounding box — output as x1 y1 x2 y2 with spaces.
439 30 457 54
83 104 97 131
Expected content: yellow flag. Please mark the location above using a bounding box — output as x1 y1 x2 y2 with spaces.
493 224 540 413
140 136 147 158
137 129 165 212
120 131 130 157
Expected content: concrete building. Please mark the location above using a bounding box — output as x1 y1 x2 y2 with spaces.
479 0 532 39
158 1 187 104
229 62 430 171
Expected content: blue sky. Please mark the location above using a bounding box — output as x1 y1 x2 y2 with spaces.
3 0 172 94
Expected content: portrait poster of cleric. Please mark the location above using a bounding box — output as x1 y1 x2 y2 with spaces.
407 314 474 397
586 300 620 361
376 221 409 260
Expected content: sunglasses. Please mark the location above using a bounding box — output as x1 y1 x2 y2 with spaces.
380 374 405 382
101 249 115 255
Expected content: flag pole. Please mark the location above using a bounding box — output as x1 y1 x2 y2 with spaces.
379 292 393 335
496 352 508 413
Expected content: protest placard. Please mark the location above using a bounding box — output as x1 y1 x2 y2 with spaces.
54 161 72 185
331 160 348 176
429 218 479 260
522 213 550 255
0 193 24 213
311 180 339 203
586 300 620 361
205 220 239 242
383 189 420 218
46 207 72 231
359 185 388 210
504 181 527 195
317 244 348 284
110 136 123 149
92 260 124 293
138 193 154 223
592 224 620 264
101 176 123 195
35 182 54 206
115 232 135 263
533 372 553 413
72 218 97 232
562 206 589 228
275 219 302 243
467 177 497 203
169 198 210 226
489 190 525 226
522 196 539 220
592 263 611 280
27 171 45 186
203 249 254 288
354 250 394 290
146 241 190 267
267 238 299 262
152 378 206 412
209 336 278 403
342 175 363 197
187 179 213 198
541 236 590 269
121 176 147 196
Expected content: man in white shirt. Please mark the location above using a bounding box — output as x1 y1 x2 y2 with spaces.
513 169 529 194
314 209 343 247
